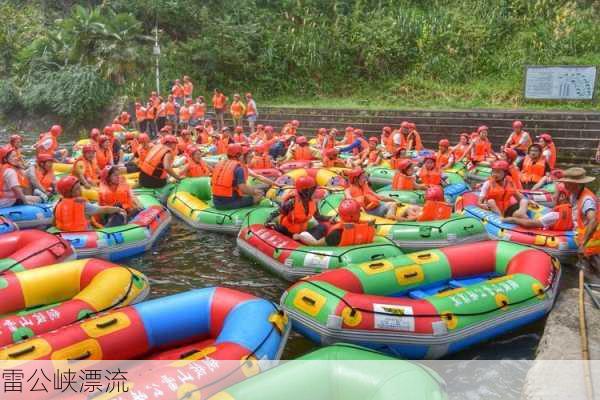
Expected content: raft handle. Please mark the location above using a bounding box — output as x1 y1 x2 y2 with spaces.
368 262 385 268
463 224 475 230
370 254 385 260
69 351 91 361
179 349 201 359
301 296 316 306
403 272 419 278
96 318 118 329
417 253 432 259
8 345 35 358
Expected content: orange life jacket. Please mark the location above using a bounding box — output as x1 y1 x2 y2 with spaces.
172 84 184 98
249 155 273 170
157 103 166 117
322 156 337 168
392 172 415 190
419 167 442 186
294 146 313 161
390 157 409 170
343 131 355 145
417 200 452 222
520 156 546 184
36 133 58 157
185 157 210 177
35 165 54 192
137 145 150 164
233 133 247 144
136 107 147 122
54 197 88 232
546 143 557 169
453 144 469 160
179 106 191 122
230 101 244 117
485 177 516 214
96 147 113 169
211 160 247 198
246 101 257 116
436 151 451 169
280 193 317 234
508 165 523 190
165 101 176 116
72 157 99 185
0 165 29 195
328 221 376 246
193 103 205 119
139 144 171 179
575 188 600 256
472 140 491 162
177 137 192 155
382 135 395 153
408 131 423 151
549 203 574 231
183 82 193 97
510 131 532 152
213 94 226 109
347 184 380 210
367 150 380 165
119 114 130 125
146 105 156 120
216 136 231 155
353 137 369 156
99 181 134 211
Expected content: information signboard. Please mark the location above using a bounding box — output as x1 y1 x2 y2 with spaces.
524 66 597 100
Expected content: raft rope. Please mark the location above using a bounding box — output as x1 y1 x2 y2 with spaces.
296 261 559 320
0 238 70 273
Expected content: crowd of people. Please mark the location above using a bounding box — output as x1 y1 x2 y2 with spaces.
0 78 598 266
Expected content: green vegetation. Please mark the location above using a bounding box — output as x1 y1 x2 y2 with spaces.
1 0 599 123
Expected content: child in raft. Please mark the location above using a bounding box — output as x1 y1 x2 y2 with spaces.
180 145 211 177
344 168 405 221
96 165 142 225
391 159 428 191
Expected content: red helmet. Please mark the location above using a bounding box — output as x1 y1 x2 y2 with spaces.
477 125 489 134
400 121 410 129
503 148 517 162
90 128 101 140
538 133 552 143
163 134 178 145
368 136 379 143
345 126 354 132
291 120 300 127
295 175 316 191
382 126 392 134
512 120 523 129
439 139 450 147
57 175 79 197
82 144 96 154
296 136 308 145
227 143 243 157
181 129 191 136
9 134 21 145
234 126 243 133
425 186 444 202
36 154 55 164
264 125 274 133
137 133 150 144
100 165 116 183
186 145 200 155
492 160 509 171
325 148 339 158
98 135 110 145
338 199 361 223
396 159 412 171
423 154 436 162
50 125 62 136
103 126 114 137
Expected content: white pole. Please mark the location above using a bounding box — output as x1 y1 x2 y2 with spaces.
153 6 160 95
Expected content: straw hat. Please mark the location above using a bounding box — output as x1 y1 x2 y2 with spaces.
556 167 595 184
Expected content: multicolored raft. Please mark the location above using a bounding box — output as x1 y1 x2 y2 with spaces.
0 288 290 398
49 194 171 261
0 258 149 346
208 344 447 400
281 240 560 359
0 230 73 274
0 203 54 229
237 208 403 281
168 177 272 234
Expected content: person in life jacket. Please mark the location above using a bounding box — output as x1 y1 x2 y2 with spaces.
216 127 234 155
471 126 495 164
190 96 206 128
344 168 399 220
556 168 600 265
418 154 443 187
501 147 523 190
212 88 228 132
248 144 273 170
72 144 101 188
233 126 248 145
139 134 184 188
249 124 265 143
53 175 126 232
177 129 193 155
381 126 395 154
391 159 427 191
180 145 211 178
8 134 26 168
389 146 409 170
133 133 152 165
25 154 56 200
88 128 101 150
436 139 454 169
505 120 532 157
406 122 423 151
165 95 179 133
337 126 355 146
319 198 376 246
98 165 141 223
391 121 410 150
0 146 41 208
119 111 131 128
361 137 382 166
338 129 368 158
35 124 62 158
503 183 574 231
171 79 185 106
135 102 148 133
179 98 193 130
322 148 348 168
478 160 528 217
183 75 194 100
245 92 258 134
452 133 472 163
111 118 125 133
416 185 452 222
537 133 557 169
322 128 337 150
314 127 327 149
517 144 551 189
211 143 279 210
229 93 246 129
267 175 330 245
103 125 124 165
284 136 321 162
194 125 211 145
95 135 114 170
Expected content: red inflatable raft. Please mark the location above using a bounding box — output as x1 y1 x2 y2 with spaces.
0 230 73 275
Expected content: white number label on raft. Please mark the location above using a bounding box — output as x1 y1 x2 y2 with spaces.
373 304 415 332
304 251 332 269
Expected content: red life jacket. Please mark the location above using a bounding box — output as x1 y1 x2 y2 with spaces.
99 181 134 211
211 160 247 198
328 221 376 246
520 156 546 184
139 144 171 179
575 188 600 256
392 172 415 190
549 203 573 231
417 201 452 222
346 184 380 211
72 157 99 185
419 167 442 186
185 157 210 177
280 193 316 234
54 197 88 232
294 146 313 161
484 177 516 214
35 165 54 192
249 155 273 169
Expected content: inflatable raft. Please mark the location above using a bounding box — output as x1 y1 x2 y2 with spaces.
209 344 447 400
237 208 404 281
0 258 148 346
0 216 17 234
168 177 271 234
49 194 171 261
0 230 73 274
320 193 488 251
0 287 290 399
281 240 560 359
0 203 54 229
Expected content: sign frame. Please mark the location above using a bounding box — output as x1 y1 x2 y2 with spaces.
523 65 598 102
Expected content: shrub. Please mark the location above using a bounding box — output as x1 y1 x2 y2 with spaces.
0 80 22 115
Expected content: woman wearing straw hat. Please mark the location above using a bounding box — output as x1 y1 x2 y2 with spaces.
557 167 600 270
